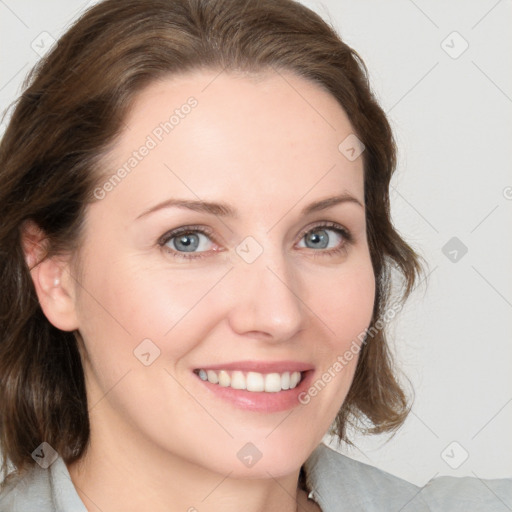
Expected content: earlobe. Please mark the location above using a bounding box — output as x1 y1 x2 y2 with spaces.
21 220 80 332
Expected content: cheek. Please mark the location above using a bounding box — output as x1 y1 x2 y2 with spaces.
310 259 376 351
72 257 225 425
292 257 375 426
74 253 229 367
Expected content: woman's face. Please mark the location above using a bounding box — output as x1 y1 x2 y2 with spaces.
66 69 375 477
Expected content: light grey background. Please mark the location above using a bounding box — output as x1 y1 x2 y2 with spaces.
1 0 511 486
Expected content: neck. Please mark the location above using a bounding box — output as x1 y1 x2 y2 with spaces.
67 415 312 512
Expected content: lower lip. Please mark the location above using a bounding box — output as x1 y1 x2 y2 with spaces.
193 370 315 413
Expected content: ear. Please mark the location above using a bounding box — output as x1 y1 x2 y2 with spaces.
21 220 79 332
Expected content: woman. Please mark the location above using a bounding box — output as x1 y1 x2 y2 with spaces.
0 1 510 511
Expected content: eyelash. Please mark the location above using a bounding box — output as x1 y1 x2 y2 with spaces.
158 222 354 261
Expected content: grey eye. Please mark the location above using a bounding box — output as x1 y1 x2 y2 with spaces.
300 228 342 250
165 231 212 253
305 229 328 249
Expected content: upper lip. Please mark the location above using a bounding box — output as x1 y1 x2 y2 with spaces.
194 360 314 373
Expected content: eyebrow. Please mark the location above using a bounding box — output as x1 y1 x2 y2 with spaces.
135 192 363 220
301 193 364 215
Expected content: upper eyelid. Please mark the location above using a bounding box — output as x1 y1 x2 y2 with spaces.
297 221 349 237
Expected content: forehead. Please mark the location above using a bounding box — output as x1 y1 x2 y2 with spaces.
99 69 364 218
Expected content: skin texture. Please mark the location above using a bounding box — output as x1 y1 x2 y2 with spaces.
25 70 375 512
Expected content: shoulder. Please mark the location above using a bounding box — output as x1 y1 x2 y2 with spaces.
0 457 87 512
0 464 53 511
304 443 429 511
303 442 512 512
421 474 512 511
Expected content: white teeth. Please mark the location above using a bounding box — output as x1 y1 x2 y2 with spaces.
218 370 230 387
196 369 304 392
246 372 264 392
231 371 246 390
281 371 290 390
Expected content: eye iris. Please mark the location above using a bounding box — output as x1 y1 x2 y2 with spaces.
174 233 199 252
306 229 329 249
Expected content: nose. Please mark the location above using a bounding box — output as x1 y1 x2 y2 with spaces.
226 246 306 342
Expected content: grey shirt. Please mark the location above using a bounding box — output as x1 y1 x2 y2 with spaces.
1 442 511 511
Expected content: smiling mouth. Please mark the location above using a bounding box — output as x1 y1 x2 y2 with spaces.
193 368 307 393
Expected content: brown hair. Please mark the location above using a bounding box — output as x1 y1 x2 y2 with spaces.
0 0 425 479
